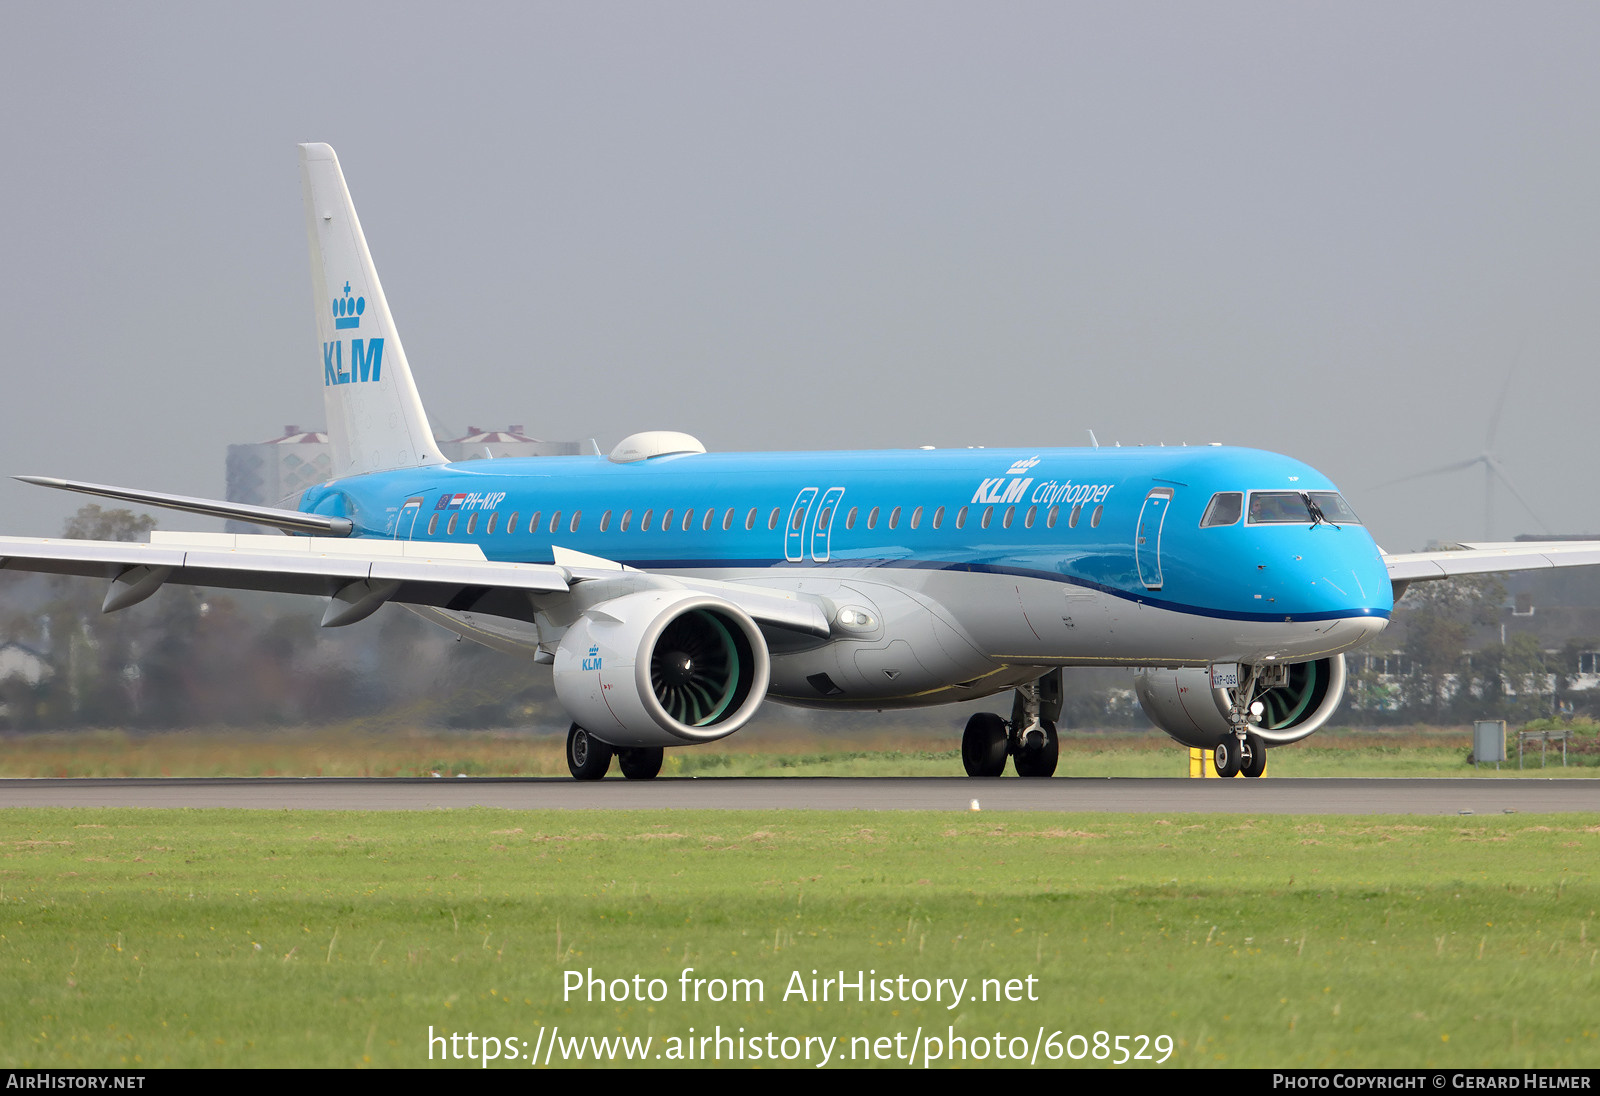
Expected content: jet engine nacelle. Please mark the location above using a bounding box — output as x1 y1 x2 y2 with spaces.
1133 655 1347 749
553 590 770 748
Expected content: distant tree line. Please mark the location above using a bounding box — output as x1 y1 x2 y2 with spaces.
1344 574 1596 725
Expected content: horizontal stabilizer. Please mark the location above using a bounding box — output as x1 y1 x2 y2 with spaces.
15 476 352 537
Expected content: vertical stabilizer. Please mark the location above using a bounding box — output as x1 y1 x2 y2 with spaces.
299 143 446 478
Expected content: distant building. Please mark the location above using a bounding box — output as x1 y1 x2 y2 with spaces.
225 424 589 532
226 425 332 518
0 641 52 687
437 425 586 462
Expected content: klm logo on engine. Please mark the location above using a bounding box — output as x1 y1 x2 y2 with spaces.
582 645 602 671
323 280 383 385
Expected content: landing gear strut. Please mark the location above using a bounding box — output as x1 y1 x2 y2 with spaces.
1218 666 1270 778
960 671 1062 778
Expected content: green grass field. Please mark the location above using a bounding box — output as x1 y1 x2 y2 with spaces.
1 808 1596 1068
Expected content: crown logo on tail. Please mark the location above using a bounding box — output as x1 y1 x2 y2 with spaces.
333 281 365 330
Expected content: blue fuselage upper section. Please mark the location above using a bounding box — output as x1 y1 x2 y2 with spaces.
297 445 1393 627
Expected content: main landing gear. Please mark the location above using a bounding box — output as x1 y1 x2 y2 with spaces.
565 723 663 781
961 672 1062 778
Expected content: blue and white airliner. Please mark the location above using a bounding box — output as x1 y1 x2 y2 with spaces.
9 144 1600 780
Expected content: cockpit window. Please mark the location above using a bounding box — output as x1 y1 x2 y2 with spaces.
1247 491 1362 526
1200 492 1243 527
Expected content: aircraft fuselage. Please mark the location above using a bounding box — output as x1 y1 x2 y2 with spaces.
300 443 1392 707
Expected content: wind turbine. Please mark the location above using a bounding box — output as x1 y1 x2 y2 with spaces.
1373 368 1552 541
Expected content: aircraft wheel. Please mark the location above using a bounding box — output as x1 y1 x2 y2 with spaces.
1013 718 1059 778
567 723 613 781
618 746 664 780
1213 737 1243 778
1240 732 1267 778
962 713 1009 777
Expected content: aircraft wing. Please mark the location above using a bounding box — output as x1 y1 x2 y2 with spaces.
0 531 830 636
1385 540 1600 595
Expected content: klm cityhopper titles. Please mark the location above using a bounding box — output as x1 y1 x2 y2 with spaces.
10 143 1600 780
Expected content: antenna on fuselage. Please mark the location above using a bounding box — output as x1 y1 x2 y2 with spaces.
1088 430 1100 449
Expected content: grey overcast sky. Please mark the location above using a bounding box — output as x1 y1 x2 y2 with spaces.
2 2 1597 551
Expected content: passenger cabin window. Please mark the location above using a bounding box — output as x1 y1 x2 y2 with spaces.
620 509 632 532
845 507 858 530
641 509 654 531
528 511 541 535
745 508 756 531
570 511 581 532
932 506 944 529
1047 505 1059 529
1201 492 1243 527
722 508 734 531
1246 491 1362 525
600 510 611 532
487 513 498 535
428 515 438 536
1024 505 1036 529
867 506 879 530
1002 506 1014 529
662 508 675 531
702 509 714 531
956 506 967 530
910 506 922 530
888 506 900 530
1090 505 1103 528
549 511 562 534
507 511 517 534
768 508 780 530
682 508 694 531
447 514 458 535
467 514 477 535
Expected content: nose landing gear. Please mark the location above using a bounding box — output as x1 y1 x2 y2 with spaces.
1217 664 1272 778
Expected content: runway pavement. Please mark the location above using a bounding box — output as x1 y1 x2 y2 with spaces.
0 776 1594 813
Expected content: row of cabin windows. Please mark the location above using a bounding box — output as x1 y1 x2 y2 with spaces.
422 502 1106 538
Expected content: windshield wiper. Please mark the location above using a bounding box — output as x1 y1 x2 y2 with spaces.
1300 492 1340 530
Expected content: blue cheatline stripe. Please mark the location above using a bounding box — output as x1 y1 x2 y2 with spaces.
577 555 1392 625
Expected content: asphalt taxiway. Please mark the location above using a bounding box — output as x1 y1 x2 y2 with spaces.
0 777 1593 813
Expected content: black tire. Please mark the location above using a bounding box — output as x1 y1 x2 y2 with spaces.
1213 736 1243 778
566 723 613 780
962 712 1009 777
1013 718 1059 778
617 746 664 780
1240 731 1267 778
